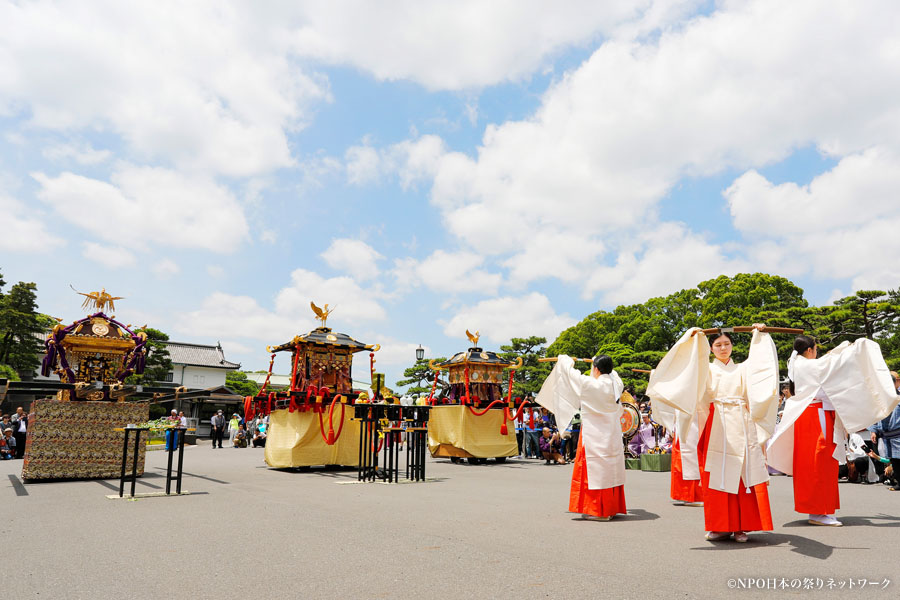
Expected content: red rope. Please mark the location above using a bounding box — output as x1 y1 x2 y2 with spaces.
466 399 505 416
505 397 529 422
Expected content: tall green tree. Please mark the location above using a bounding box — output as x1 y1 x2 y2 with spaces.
548 273 815 384
498 336 551 397
396 357 449 396
0 274 45 377
125 327 173 384
226 370 260 396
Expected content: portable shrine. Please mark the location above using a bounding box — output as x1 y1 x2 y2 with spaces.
246 302 379 468
19 289 150 479
426 330 526 464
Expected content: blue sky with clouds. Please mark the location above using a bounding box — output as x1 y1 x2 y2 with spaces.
2 1 900 390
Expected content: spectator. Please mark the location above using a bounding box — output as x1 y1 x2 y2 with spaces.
165 409 179 451
539 427 566 464
568 413 582 461
842 431 879 483
178 411 188 427
0 428 15 460
524 408 541 459
10 406 27 458
628 413 661 455
252 420 267 448
233 423 248 448
0 414 10 433
210 410 226 449
540 407 556 432
869 370 900 491
228 413 241 447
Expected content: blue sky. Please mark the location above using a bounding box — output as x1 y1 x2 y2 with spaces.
2 1 899 391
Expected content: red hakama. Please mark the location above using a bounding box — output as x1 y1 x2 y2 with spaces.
792 402 839 514
569 437 626 518
670 436 704 503
699 403 772 532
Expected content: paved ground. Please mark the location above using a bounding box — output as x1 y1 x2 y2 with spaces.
3 442 899 600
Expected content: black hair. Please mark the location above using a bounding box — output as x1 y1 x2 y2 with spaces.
592 354 613 375
793 335 816 355
708 331 734 345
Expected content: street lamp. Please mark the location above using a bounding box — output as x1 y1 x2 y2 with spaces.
416 344 425 361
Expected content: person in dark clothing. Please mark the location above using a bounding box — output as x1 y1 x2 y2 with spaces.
210 410 226 449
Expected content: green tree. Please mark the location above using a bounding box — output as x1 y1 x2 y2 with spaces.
125 327 173 384
396 357 449 396
498 336 551 397
0 274 45 377
0 363 20 382
226 370 260 397
548 273 813 382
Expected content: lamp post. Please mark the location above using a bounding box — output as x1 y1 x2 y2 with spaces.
416 345 424 361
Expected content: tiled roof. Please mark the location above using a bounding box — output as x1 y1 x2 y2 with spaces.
163 341 241 369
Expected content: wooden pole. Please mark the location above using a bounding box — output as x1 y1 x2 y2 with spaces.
537 357 593 363
691 326 804 336
631 368 652 374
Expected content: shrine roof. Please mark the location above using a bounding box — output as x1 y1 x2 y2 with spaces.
436 347 516 368
269 327 373 353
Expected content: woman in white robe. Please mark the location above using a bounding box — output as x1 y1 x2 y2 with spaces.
535 354 626 520
648 326 779 542
767 335 898 526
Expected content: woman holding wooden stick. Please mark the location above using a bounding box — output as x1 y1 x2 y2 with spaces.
535 354 626 521
648 325 780 542
767 335 898 526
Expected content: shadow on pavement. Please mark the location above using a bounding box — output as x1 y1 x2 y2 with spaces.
782 514 900 528
691 532 869 560
570 508 659 523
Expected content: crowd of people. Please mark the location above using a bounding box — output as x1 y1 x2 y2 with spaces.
512 403 581 464
0 407 29 459
209 409 268 449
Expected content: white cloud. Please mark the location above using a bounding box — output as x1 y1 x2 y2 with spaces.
584 223 747 305
82 242 137 269
206 265 225 279
367 338 431 367
0 1 329 176
356 1 900 300
152 259 181 278
275 268 387 324
0 192 65 253
33 164 249 253
175 292 304 343
260 230 278 244
321 238 383 281
42 141 111 165
392 250 502 295
292 1 689 91
442 292 575 345
726 147 900 290
345 144 382 185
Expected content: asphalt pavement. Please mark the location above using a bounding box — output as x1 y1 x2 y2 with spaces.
4 442 898 600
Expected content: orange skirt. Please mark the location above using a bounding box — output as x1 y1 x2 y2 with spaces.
671 436 703 503
792 404 839 514
569 437 626 518
699 403 773 532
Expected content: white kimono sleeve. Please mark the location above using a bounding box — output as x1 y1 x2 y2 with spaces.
744 330 779 444
534 355 582 431
646 328 709 443
817 339 900 433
